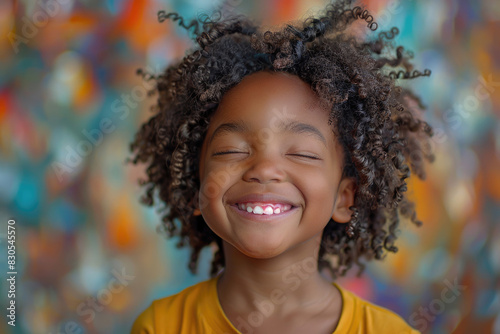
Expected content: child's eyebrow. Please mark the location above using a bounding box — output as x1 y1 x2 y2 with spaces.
208 119 327 147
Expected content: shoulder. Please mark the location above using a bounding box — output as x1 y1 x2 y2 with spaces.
130 278 215 334
335 283 420 334
131 303 155 334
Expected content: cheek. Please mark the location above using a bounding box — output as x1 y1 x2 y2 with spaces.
198 179 223 218
198 163 236 217
298 171 337 218
304 168 335 195
200 159 243 197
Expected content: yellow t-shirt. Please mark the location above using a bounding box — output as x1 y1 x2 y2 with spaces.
131 274 420 334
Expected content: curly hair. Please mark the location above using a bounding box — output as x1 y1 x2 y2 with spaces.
127 0 434 279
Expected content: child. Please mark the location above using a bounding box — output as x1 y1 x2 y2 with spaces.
128 0 434 333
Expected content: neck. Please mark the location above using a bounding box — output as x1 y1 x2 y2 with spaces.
216 234 336 315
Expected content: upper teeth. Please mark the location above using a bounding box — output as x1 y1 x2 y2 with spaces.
237 203 292 215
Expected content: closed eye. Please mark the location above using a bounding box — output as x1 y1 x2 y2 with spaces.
291 154 321 160
212 151 320 160
212 150 245 156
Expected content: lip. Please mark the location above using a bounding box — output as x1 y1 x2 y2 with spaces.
228 203 299 222
228 193 298 207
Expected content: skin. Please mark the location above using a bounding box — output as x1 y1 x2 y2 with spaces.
195 70 356 333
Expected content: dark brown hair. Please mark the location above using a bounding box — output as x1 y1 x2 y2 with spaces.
127 0 434 279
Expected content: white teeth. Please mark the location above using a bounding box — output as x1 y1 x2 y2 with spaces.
237 203 293 215
263 207 274 215
252 206 264 214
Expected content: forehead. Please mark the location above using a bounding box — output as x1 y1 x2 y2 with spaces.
217 71 322 114
209 71 332 134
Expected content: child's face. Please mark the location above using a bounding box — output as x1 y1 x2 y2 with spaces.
197 71 355 259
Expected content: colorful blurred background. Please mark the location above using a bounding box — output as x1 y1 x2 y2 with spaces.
0 0 499 333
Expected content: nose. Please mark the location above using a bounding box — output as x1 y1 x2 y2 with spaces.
242 151 286 184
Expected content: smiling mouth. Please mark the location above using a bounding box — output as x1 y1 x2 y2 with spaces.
234 203 294 215
229 204 298 221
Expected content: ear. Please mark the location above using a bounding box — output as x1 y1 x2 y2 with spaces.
331 177 356 223
193 208 202 216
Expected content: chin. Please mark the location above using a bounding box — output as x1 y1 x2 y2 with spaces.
235 242 286 259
